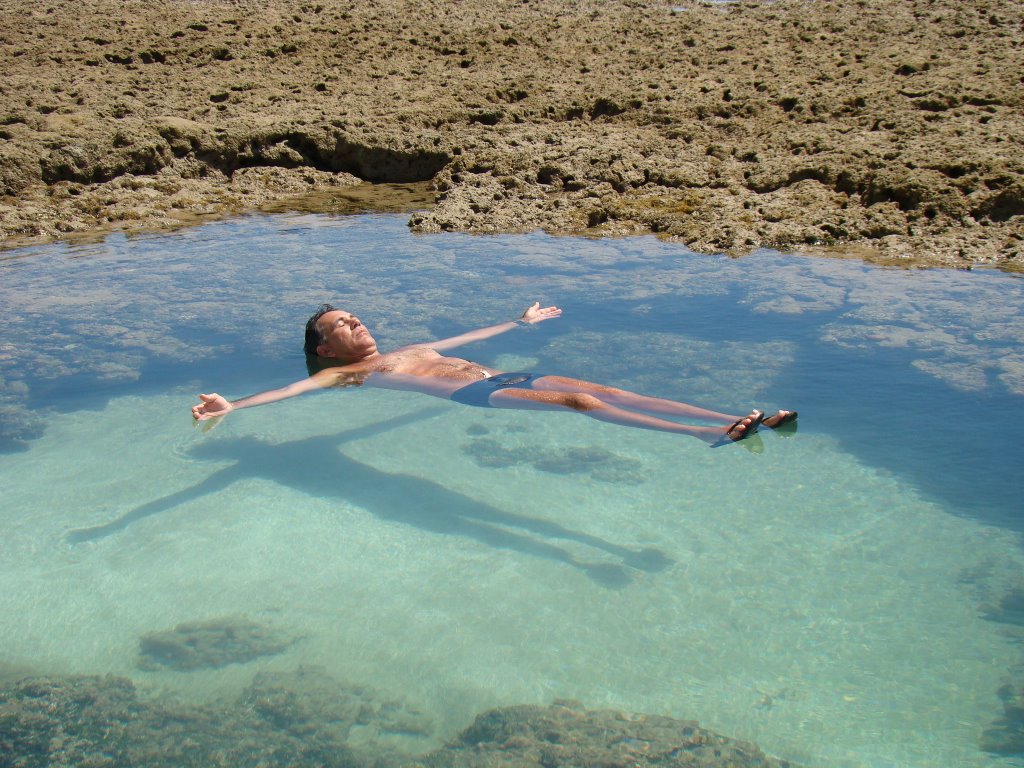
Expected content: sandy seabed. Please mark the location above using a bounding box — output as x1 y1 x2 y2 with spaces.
0 0 1021 268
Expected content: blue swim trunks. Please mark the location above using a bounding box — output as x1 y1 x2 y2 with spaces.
449 372 540 408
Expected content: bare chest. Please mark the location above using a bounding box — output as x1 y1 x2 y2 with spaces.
375 347 489 379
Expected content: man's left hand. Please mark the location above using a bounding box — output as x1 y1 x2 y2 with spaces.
520 302 562 324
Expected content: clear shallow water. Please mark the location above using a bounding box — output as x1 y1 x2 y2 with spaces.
1 214 1023 767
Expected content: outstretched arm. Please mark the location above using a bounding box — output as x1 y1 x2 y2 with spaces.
191 366 368 422
408 302 561 353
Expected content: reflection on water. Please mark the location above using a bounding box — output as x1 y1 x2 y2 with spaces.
1 214 1023 768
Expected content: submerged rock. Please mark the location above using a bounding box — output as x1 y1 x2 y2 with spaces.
0 403 45 453
0 676 139 768
980 587 1024 627
416 700 797 768
138 616 298 671
981 683 1024 756
464 438 645 484
243 666 434 744
0 672 412 768
0 675 797 768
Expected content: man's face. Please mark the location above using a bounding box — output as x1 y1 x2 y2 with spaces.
315 310 378 360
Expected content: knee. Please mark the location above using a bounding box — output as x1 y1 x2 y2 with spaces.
564 393 604 412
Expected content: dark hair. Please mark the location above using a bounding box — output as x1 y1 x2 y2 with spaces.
305 353 334 377
303 303 337 355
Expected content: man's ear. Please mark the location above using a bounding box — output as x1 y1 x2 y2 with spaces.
316 344 335 358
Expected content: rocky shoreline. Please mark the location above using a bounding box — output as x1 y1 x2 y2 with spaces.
1 0 1021 268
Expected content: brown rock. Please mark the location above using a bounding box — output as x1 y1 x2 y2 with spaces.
1 0 1021 268
416 700 797 767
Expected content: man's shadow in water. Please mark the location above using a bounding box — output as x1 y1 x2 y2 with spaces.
67 409 672 589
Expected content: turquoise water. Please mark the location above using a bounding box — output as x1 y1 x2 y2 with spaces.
1 213 1023 767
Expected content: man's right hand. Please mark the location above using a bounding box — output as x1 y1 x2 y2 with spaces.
192 393 233 421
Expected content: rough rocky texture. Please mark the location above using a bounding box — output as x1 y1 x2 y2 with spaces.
243 667 435 744
416 700 795 768
0 674 371 768
137 617 299 671
0 0 1021 268
0 676 794 768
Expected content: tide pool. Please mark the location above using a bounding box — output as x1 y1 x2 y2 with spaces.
1 214 1022 767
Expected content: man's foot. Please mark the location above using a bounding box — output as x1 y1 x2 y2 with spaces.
710 410 764 448
762 410 797 429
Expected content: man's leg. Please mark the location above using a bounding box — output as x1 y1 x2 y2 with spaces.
488 387 760 444
530 376 795 428
529 375 739 423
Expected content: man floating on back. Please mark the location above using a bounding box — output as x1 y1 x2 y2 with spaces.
192 302 796 447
